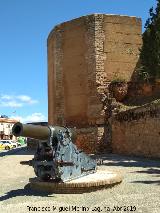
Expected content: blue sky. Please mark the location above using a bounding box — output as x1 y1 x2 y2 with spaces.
0 0 157 123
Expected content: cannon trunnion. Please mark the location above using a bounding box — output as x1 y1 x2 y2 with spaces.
12 122 97 182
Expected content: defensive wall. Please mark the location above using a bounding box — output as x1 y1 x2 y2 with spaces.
47 14 142 154
48 14 142 126
112 101 160 158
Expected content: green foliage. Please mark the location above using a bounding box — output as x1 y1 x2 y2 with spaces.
139 0 160 79
136 66 150 82
111 73 127 84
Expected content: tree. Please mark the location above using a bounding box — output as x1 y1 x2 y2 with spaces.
139 0 160 79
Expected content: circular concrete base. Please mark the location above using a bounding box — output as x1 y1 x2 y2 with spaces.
29 168 122 193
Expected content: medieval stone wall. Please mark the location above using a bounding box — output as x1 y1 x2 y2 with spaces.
103 15 142 81
112 102 160 158
48 14 142 126
47 14 142 153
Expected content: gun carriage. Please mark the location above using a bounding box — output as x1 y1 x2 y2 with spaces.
12 122 97 182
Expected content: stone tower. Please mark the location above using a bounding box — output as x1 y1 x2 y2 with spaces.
47 14 142 153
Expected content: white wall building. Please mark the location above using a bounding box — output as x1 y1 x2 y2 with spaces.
0 118 19 141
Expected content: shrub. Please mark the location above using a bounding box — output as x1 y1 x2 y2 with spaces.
139 0 160 79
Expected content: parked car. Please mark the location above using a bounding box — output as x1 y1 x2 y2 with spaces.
8 140 18 148
0 140 14 150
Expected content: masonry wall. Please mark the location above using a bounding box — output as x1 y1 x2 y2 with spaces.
48 14 142 126
48 17 91 127
112 102 160 158
47 14 142 153
103 15 142 81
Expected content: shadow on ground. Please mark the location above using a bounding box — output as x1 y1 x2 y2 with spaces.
95 154 160 168
132 168 160 175
132 180 160 185
95 154 160 185
0 146 34 158
130 168 160 185
0 185 54 201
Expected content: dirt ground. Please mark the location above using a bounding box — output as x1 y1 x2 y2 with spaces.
0 147 160 213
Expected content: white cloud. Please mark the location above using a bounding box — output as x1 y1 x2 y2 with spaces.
17 95 31 102
0 94 38 108
11 113 47 123
1 95 13 100
17 95 38 104
1 101 23 108
23 113 46 123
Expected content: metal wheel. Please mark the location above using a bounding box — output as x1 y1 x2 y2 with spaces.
41 174 51 181
37 166 51 181
5 146 10 150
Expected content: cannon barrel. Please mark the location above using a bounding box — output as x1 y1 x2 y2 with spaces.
12 122 77 141
12 122 51 140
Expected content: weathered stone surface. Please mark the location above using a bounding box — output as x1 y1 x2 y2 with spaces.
76 126 110 154
112 102 160 158
48 14 142 126
47 14 142 153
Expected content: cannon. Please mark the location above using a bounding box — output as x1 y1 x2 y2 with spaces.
12 122 97 182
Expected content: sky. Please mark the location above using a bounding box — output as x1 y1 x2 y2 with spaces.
0 0 157 123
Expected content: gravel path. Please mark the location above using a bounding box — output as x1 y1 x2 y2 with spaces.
0 148 160 213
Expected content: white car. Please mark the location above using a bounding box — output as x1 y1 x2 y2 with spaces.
9 140 18 148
